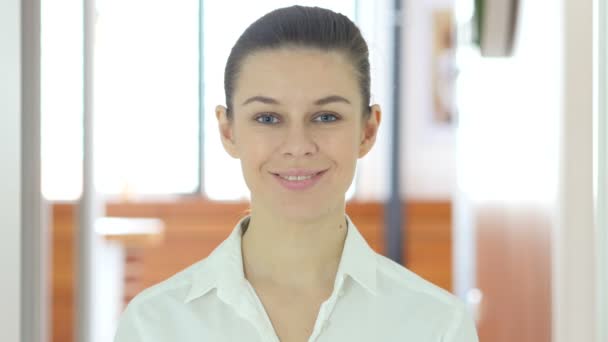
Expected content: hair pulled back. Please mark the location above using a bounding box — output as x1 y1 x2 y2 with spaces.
224 5 371 118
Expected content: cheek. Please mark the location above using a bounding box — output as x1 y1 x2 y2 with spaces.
321 127 360 158
234 127 281 171
234 122 278 150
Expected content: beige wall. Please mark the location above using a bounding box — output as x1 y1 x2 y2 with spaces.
554 0 597 341
0 0 22 339
597 1 608 340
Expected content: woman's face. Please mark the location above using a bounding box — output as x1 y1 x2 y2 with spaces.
216 47 381 221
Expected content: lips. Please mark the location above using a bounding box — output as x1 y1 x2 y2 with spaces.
270 169 328 190
273 169 325 178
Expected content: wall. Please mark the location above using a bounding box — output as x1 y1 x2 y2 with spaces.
554 0 597 340
597 1 608 340
402 0 456 200
0 0 22 339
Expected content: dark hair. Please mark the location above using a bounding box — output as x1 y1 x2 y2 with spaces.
224 5 371 118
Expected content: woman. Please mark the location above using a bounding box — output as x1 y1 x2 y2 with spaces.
114 5 478 342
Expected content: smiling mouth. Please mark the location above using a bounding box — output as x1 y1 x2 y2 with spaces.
270 169 327 191
271 170 328 181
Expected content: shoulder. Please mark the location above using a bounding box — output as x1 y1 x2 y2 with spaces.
373 254 478 340
125 256 213 311
114 257 216 341
121 220 242 314
374 253 466 313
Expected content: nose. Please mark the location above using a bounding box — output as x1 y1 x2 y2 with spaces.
280 124 319 158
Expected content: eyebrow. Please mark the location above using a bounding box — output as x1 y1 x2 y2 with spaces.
241 96 279 106
314 95 351 106
241 95 351 106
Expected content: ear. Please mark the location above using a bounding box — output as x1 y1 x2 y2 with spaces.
358 104 382 158
216 105 239 159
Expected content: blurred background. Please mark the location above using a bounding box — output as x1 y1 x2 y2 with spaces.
1 0 606 341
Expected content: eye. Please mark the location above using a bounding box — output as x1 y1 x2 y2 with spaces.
313 113 339 123
255 113 280 124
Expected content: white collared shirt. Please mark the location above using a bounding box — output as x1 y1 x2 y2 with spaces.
114 215 479 342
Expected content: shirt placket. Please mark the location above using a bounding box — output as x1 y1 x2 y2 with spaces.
307 280 347 342
243 281 281 342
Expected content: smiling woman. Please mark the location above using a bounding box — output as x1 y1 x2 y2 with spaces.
114 6 478 342
216 46 378 223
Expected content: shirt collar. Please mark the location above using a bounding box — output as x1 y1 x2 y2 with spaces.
184 214 378 304
336 215 378 295
184 216 249 304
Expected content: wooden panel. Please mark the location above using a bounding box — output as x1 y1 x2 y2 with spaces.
404 201 453 291
51 200 452 342
51 205 75 342
475 203 552 342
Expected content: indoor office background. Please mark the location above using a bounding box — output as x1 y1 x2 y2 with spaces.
1 0 606 342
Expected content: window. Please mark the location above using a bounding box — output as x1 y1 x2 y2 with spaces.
41 0 83 201
41 0 391 202
94 0 200 197
42 0 200 200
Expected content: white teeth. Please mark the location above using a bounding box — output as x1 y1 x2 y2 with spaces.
280 174 314 181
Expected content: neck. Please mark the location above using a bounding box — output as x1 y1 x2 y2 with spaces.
241 202 348 290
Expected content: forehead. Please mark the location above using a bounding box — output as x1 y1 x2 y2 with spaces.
234 47 360 105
